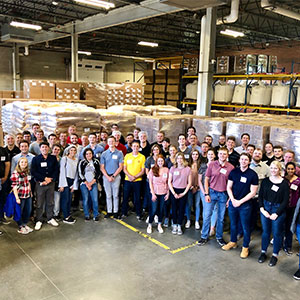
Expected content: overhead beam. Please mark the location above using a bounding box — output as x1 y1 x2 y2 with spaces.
30 0 183 45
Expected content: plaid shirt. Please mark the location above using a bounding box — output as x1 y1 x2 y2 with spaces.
10 171 31 199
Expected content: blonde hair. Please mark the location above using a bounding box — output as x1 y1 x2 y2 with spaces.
15 157 29 174
270 160 283 173
174 152 188 168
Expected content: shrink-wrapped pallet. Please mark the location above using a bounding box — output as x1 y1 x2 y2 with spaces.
149 105 181 116
193 117 226 145
1 103 14 134
232 84 250 104
210 110 237 118
107 105 151 116
249 83 272 105
214 83 234 103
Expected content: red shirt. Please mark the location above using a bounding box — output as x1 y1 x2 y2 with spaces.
11 171 31 198
105 143 127 156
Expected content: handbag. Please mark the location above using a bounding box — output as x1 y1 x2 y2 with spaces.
4 191 21 221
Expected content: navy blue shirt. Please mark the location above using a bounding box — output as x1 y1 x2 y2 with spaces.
31 154 59 182
228 167 258 200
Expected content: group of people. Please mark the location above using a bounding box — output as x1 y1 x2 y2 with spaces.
0 123 300 280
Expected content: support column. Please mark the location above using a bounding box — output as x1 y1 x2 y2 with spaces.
196 7 217 116
12 43 20 91
71 24 78 82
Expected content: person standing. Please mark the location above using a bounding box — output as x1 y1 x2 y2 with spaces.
198 147 234 246
138 131 151 158
11 140 35 173
0 144 10 225
177 134 191 161
29 129 45 156
5 134 20 162
222 153 258 258
31 142 59 230
235 133 250 154
258 161 289 267
100 136 124 218
79 132 104 160
226 136 240 168
262 142 274 166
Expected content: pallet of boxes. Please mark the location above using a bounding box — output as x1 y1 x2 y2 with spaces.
166 69 180 107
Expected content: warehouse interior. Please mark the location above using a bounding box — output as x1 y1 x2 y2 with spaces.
1 1 300 299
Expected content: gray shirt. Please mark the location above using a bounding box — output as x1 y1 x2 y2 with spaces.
29 142 41 156
100 148 123 175
11 153 35 174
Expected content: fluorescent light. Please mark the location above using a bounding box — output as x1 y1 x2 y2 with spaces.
78 51 92 55
52 1 59 5
74 0 115 9
138 41 159 47
10 21 42 31
220 29 244 38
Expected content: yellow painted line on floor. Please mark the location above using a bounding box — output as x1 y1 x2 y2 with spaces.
170 241 199 254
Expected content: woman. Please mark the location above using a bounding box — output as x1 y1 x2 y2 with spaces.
59 145 79 224
78 148 101 222
11 157 33 234
199 149 217 234
284 162 300 255
52 143 62 220
168 152 192 235
258 161 289 267
262 142 274 166
147 155 169 234
185 150 201 229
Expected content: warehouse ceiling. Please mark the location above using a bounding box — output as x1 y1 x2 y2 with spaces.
0 0 300 58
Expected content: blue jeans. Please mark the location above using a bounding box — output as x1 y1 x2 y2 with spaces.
17 197 32 227
296 224 300 268
260 201 286 255
122 181 142 217
149 194 166 224
186 190 201 222
143 180 151 211
80 183 99 218
284 207 295 250
201 188 227 240
170 188 187 225
228 201 252 247
60 178 74 219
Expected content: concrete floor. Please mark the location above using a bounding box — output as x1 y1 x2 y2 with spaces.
0 212 299 300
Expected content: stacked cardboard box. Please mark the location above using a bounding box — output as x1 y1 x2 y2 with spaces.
56 82 80 100
0 91 15 98
167 69 180 107
23 80 55 99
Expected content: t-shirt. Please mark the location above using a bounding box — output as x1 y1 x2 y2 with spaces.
124 152 145 182
228 167 258 200
148 168 169 195
169 166 191 189
177 147 192 161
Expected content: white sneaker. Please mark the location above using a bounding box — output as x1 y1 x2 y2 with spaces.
172 224 177 234
270 238 274 245
177 225 183 235
185 220 191 229
17 227 28 235
147 224 152 234
24 225 33 233
35 221 42 231
157 224 163 234
195 221 200 230
47 218 59 227
145 216 149 224
154 215 159 224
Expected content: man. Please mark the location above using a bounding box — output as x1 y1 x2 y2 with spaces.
31 123 41 142
63 133 83 157
187 134 201 153
105 131 127 156
250 148 270 231
81 133 89 148
80 132 104 160
284 150 300 176
138 131 151 158
151 131 165 149
178 134 191 161
223 153 258 258
214 134 226 154
96 132 101 144
226 136 240 168
110 124 125 145
121 141 145 219
198 147 234 247
100 136 124 218
23 130 32 144
31 142 59 230
133 127 141 141
125 133 134 153
66 125 82 145
48 133 57 150
204 135 213 148
235 133 250 154
58 132 68 152
11 140 35 173
15 133 23 148
5 134 20 161
200 142 209 162
186 126 201 146
29 129 45 156
246 144 255 158
0 144 10 225
162 137 170 158
99 131 108 148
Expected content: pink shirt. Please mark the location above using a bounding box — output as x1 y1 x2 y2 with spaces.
205 160 234 192
148 167 169 195
169 166 191 189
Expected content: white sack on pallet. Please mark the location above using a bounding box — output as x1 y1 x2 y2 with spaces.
249 83 272 106
232 84 250 104
214 83 234 103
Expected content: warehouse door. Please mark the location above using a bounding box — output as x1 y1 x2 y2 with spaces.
78 59 109 82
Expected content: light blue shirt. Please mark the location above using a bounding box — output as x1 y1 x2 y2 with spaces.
100 148 123 175
11 153 35 174
79 144 104 160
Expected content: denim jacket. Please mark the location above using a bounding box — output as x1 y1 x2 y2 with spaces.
290 198 300 233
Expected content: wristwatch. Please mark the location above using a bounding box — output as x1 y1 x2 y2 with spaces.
205 193 209 196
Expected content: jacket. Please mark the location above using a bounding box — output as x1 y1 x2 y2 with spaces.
290 198 300 234
77 158 101 184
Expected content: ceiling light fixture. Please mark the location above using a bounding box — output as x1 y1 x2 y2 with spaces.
74 0 115 9
78 51 92 55
220 29 245 38
52 1 59 5
10 21 42 31
138 41 159 47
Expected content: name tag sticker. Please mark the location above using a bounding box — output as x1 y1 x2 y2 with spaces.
1 156 5 161
112 155 118 160
240 176 247 183
127 159 132 164
151 164 155 168
41 162 47 167
184 154 189 159
271 185 279 192
139 147 142 151
220 168 227 175
291 184 298 191
163 173 168 178
28 175 31 180
174 171 180 176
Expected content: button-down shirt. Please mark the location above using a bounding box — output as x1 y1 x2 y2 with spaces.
10 170 31 198
79 144 104 160
234 145 247 154
31 154 59 182
100 148 123 175
11 153 35 174
250 160 270 195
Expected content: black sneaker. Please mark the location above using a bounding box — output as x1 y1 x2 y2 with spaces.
293 269 300 280
63 216 76 224
283 247 293 256
268 255 278 267
0 217 10 225
104 213 112 219
216 238 226 247
198 238 209 246
93 216 99 222
258 252 267 263
85 217 91 222
54 215 62 222
136 215 142 222
113 213 118 219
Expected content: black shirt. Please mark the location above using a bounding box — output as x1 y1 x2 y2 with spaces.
0 147 9 178
31 154 59 182
139 141 151 159
229 150 240 168
5 146 21 162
